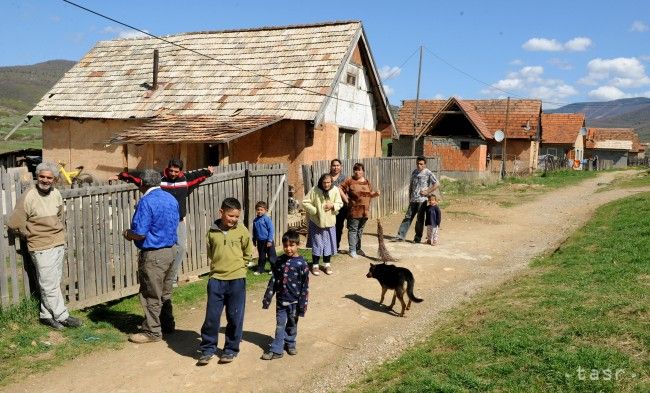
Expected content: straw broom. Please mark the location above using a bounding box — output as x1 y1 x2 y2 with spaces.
376 219 397 263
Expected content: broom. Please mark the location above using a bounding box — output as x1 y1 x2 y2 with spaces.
376 219 397 263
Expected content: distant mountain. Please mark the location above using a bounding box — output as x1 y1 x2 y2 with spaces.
0 60 76 115
549 97 650 142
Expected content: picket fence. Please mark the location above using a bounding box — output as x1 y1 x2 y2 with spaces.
0 163 287 310
301 156 440 219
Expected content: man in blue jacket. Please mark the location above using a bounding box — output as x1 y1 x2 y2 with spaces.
123 169 180 343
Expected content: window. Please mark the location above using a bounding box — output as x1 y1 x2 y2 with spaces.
338 128 358 159
460 141 470 150
345 72 357 86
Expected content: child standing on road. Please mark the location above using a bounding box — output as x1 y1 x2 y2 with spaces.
261 230 309 360
197 197 253 366
425 194 442 245
252 201 277 275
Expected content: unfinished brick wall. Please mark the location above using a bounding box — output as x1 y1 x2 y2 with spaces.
423 137 487 172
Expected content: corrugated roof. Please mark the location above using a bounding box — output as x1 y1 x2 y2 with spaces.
540 113 585 144
108 114 284 144
397 98 541 139
586 127 641 152
30 21 363 121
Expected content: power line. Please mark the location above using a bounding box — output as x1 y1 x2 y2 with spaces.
61 0 413 110
422 46 646 109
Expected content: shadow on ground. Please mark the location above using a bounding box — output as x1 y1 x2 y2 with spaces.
343 293 398 316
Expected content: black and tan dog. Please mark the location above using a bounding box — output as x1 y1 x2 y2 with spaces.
366 263 423 317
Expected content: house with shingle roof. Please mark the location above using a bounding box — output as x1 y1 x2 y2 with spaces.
30 21 395 194
585 127 641 169
393 97 541 175
540 113 586 166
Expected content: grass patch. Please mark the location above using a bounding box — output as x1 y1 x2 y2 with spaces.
0 115 42 154
597 169 650 191
347 193 650 392
0 248 310 387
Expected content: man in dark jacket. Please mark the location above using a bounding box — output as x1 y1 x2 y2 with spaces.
111 159 214 284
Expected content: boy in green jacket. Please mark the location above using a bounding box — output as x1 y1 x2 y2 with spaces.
197 197 253 366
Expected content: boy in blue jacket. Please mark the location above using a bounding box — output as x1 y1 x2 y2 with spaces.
252 201 277 275
261 230 309 359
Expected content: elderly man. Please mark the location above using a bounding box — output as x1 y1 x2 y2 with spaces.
7 161 82 330
123 169 180 343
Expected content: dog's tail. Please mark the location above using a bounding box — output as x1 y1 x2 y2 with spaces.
406 274 423 303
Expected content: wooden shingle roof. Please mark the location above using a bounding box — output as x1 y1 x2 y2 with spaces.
541 113 585 144
30 21 364 121
586 128 641 152
108 114 283 144
397 98 541 140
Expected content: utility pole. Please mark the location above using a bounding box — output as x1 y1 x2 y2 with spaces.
411 46 423 156
500 97 510 179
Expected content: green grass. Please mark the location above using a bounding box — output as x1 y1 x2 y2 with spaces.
0 114 42 153
0 249 306 387
504 169 599 189
598 169 650 191
347 193 650 392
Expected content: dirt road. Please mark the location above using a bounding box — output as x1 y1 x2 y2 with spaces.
4 171 648 393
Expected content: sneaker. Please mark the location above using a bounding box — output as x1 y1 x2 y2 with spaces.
40 318 65 331
261 351 283 360
285 345 297 356
219 353 236 364
253 271 261 276
357 250 366 257
196 353 214 366
60 316 83 328
311 266 320 276
128 332 162 344
349 252 359 259
246 261 255 268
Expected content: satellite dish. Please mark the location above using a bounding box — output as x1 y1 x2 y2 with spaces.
494 130 505 142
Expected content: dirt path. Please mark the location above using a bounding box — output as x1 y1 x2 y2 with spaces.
4 171 649 393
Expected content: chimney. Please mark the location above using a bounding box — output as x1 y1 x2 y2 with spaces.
153 49 159 90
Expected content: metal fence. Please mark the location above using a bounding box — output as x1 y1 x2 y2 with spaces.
0 162 287 310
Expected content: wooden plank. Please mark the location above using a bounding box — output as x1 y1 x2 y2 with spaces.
82 194 96 298
111 190 122 290
73 195 85 301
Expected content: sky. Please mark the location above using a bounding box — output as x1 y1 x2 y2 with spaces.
2 0 650 109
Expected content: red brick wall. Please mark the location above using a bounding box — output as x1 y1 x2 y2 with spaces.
423 137 487 172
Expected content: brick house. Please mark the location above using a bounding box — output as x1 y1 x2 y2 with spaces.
585 128 642 169
29 21 396 195
540 113 586 164
393 97 541 175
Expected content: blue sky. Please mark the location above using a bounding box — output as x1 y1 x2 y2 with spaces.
2 0 649 109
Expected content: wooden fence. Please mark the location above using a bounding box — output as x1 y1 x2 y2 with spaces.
301 156 440 219
0 163 287 310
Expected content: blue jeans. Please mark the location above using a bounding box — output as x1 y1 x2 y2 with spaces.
269 303 299 354
256 240 277 273
347 217 368 253
397 201 428 242
199 278 246 356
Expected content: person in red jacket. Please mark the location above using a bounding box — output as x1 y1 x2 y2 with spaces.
110 159 214 285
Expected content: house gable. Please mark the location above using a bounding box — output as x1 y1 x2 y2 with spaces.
318 30 395 137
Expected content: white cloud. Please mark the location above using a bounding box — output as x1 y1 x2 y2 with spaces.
482 65 577 108
379 65 401 80
103 26 148 39
522 36 592 52
579 57 650 87
630 20 648 32
548 58 573 70
118 30 148 39
50 15 61 23
522 38 563 51
383 84 394 96
509 59 523 66
587 86 631 100
564 37 592 51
